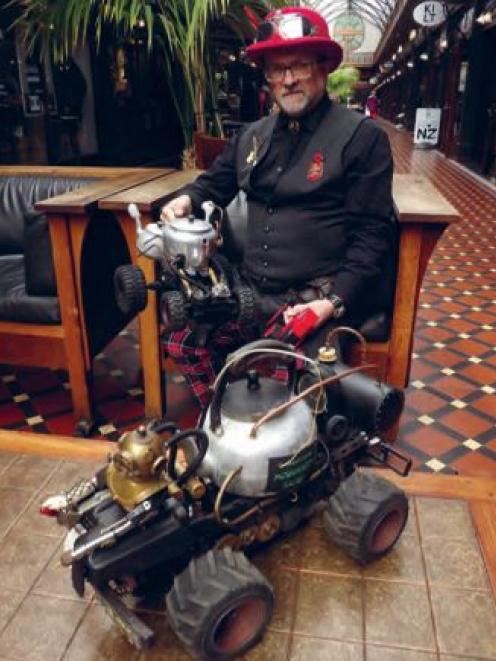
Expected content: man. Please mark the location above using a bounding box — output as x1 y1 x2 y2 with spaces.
161 6 395 408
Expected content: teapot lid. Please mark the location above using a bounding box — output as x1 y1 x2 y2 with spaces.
168 214 216 234
221 370 290 422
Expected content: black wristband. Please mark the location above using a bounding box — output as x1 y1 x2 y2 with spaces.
328 294 346 319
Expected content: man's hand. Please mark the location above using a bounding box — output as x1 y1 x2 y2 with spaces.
283 299 334 325
160 195 192 222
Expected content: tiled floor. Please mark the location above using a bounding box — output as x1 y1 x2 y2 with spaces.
383 126 496 476
0 122 495 475
0 451 495 660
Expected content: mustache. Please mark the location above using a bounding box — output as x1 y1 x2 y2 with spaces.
282 89 304 96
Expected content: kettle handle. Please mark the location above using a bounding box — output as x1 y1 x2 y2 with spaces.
208 339 300 433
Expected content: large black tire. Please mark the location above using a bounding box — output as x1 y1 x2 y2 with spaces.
236 286 256 325
323 471 408 565
166 549 273 660
161 290 188 330
114 265 147 316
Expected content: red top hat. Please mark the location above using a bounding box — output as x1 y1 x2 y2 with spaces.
246 7 343 73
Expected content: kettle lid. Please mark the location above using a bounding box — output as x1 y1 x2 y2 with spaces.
221 370 290 422
168 214 216 234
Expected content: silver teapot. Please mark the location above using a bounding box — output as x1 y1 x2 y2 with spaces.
129 201 223 273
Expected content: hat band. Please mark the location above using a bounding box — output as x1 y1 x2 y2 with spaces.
255 15 316 43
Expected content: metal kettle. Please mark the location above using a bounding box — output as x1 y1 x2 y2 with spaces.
197 340 317 497
162 201 223 272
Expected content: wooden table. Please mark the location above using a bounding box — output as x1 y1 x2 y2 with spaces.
103 171 459 424
385 174 460 386
35 168 171 432
98 170 202 419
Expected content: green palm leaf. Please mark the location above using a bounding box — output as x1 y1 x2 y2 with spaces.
5 0 290 147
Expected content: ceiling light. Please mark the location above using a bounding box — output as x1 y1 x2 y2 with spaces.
407 60 414 68
420 52 429 61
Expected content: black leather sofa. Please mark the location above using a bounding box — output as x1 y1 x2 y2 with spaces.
0 171 135 434
0 174 92 325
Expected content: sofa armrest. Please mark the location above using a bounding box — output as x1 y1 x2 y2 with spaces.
23 209 57 296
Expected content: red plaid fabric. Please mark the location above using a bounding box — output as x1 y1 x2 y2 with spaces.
164 321 260 407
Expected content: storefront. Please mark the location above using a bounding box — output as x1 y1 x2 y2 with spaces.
374 0 496 184
0 12 184 167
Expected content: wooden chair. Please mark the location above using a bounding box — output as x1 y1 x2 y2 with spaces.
347 174 459 388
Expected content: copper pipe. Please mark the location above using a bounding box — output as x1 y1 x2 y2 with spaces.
250 363 377 437
326 326 367 364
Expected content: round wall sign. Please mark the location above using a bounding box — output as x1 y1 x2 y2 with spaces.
413 1 447 27
334 13 365 51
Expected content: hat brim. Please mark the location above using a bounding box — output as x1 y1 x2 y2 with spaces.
246 38 343 73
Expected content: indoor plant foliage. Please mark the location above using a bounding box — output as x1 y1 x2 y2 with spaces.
8 0 288 155
326 65 360 104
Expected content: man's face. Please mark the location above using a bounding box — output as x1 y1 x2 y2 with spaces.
264 49 328 117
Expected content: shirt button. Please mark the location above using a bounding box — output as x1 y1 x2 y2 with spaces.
264 225 270 233
263 261 268 267
267 207 274 215
276 166 283 174
263 244 268 250
262 276 267 282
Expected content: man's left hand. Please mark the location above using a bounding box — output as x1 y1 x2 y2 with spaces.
283 299 334 325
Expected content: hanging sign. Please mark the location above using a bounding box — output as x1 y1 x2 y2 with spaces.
414 108 442 146
413 2 447 27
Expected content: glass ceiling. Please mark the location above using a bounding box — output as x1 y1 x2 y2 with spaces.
307 0 398 33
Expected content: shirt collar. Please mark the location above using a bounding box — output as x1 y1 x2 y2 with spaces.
276 95 332 134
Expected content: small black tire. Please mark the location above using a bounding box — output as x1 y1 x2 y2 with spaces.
323 471 408 565
236 286 256 325
161 290 188 330
325 415 350 443
166 548 273 661
114 265 147 316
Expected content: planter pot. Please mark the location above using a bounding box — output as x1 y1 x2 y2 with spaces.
194 132 228 169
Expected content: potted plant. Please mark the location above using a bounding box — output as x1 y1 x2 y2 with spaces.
8 0 288 167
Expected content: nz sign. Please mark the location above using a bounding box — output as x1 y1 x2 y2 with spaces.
413 1 447 27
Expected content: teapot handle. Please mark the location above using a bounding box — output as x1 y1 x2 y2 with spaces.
201 200 223 241
208 339 301 433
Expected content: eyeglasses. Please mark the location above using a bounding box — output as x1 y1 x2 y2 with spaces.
255 15 315 43
264 61 318 83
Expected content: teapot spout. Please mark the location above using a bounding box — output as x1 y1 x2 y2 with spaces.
128 203 143 234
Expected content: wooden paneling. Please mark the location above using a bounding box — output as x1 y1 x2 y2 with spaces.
48 214 91 420
35 170 170 215
0 166 157 178
0 430 113 461
377 470 496 503
0 333 67 370
99 169 203 212
471 502 496 599
393 174 460 224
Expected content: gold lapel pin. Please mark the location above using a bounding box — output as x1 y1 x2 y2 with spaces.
246 135 259 165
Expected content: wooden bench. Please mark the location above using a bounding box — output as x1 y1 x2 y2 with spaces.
98 171 459 424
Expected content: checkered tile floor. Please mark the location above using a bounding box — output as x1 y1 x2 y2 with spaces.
384 124 496 476
1 123 495 476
